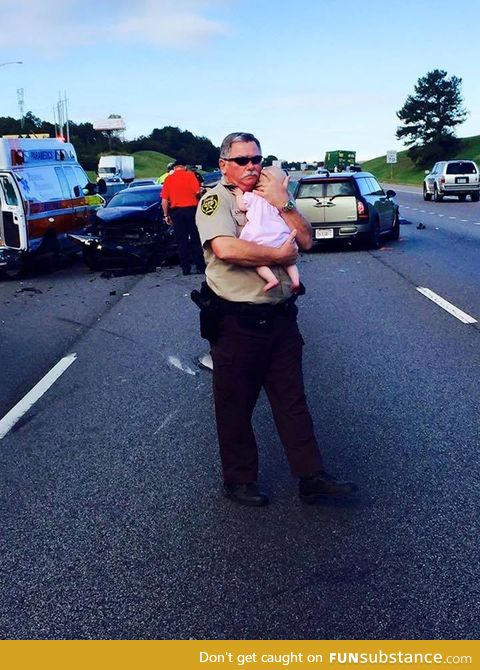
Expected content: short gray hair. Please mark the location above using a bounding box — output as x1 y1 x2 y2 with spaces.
219 132 262 159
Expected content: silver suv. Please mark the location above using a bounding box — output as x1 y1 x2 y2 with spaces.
423 160 480 202
293 171 399 249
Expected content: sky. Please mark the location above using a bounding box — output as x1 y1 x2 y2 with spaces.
1 0 479 163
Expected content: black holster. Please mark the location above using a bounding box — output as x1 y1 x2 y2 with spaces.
190 282 222 344
191 281 305 342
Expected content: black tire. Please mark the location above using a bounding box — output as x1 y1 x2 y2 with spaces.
369 217 382 249
389 212 400 240
423 186 432 201
433 185 443 202
458 194 466 202
471 192 479 202
0 260 25 280
82 245 103 271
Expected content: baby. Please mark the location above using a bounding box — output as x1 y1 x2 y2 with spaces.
236 166 300 292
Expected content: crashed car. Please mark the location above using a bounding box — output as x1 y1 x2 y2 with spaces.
69 184 178 270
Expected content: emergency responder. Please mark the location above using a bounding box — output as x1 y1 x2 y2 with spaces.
194 132 357 507
162 160 205 276
157 162 175 185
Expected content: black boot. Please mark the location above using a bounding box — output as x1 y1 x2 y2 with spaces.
299 471 358 503
224 482 269 507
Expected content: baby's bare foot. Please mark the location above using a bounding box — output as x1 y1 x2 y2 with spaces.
263 279 280 292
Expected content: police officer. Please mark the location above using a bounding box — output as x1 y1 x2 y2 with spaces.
195 132 357 507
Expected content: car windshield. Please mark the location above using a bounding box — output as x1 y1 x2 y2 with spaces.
108 189 160 208
297 180 355 198
446 162 477 175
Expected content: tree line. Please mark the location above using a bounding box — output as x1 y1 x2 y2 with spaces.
0 70 470 172
0 113 220 171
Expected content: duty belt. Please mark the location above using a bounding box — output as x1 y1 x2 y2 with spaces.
191 281 305 341
203 281 305 318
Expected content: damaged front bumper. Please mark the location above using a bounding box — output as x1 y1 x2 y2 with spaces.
68 227 178 271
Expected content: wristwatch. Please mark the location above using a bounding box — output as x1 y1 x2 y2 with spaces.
281 199 296 213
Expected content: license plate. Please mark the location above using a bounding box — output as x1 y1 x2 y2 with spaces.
457 178 467 183
315 228 334 239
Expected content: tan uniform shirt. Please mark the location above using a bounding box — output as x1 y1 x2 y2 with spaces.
195 177 293 304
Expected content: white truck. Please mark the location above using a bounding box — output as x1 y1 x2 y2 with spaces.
97 155 134 183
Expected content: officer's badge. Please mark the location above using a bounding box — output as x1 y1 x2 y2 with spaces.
201 194 219 216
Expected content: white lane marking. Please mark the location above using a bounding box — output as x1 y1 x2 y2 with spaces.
474 222 480 226
438 214 445 217
0 353 77 440
461 219 468 222
449 216 457 220
416 288 477 324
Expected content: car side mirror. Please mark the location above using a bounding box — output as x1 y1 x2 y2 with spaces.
73 185 81 197
83 182 96 196
97 179 107 195
386 189 396 198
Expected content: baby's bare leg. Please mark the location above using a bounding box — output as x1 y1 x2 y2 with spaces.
286 264 300 292
256 266 280 292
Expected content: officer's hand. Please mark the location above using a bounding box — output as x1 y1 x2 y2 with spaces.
253 170 290 210
275 230 298 265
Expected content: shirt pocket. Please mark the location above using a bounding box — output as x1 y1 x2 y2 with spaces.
232 207 247 235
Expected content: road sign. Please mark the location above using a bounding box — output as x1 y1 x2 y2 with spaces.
386 150 397 164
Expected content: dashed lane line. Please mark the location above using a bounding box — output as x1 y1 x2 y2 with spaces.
416 288 477 325
0 354 77 440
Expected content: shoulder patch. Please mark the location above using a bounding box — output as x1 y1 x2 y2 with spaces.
201 193 219 216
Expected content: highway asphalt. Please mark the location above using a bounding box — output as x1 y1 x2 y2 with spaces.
0 187 479 639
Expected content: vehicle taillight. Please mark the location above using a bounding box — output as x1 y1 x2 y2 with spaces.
356 199 368 219
440 176 445 184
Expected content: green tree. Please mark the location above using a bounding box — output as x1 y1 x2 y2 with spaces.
396 69 468 167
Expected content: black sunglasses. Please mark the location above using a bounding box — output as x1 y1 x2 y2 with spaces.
221 155 263 166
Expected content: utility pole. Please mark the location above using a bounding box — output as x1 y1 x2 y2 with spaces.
64 90 70 143
55 91 70 141
17 88 24 130
53 105 59 138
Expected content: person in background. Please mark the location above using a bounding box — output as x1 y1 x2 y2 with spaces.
194 132 357 507
157 161 175 185
162 160 206 276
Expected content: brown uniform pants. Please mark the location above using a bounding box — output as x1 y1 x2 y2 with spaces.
211 307 323 484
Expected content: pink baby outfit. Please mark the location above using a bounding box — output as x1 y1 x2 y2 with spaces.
238 192 291 247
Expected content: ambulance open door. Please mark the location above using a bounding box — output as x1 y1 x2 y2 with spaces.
0 173 27 250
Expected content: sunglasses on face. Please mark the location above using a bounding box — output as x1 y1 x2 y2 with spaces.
221 155 263 166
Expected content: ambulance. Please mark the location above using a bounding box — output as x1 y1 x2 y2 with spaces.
0 136 105 276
